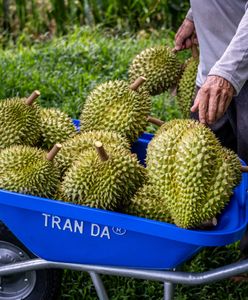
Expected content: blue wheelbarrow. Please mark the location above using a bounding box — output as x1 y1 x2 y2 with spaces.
0 131 247 300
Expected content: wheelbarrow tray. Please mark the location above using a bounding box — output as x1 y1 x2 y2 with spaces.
0 134 247 270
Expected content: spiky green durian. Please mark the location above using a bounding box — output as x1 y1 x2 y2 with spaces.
201 148 242 222
62 144 146 211
177 56 199 118
129 46 181 95
146 120 242 228
155 118 198 136
172 125 222 228
39 108 77 150
146 119 199 202
55 130 130 176
0 91 41 149
125 184 173 223
80 80 151 143
0 145 60 198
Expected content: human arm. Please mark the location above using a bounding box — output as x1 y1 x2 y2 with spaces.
173 8 197 52
191 7 248 124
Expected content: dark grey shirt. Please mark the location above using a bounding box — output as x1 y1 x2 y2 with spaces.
187 1 248 94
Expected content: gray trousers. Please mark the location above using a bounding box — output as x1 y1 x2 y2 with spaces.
191 82 248 164
191 82 248 256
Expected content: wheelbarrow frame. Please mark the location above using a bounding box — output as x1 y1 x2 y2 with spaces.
0 256 248 300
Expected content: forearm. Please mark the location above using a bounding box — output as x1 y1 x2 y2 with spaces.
209 8 248 95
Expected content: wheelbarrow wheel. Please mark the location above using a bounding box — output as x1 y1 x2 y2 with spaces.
0 222 63 300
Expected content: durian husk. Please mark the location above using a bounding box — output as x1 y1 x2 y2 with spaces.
155 118 198 136
129 46 181 96
176 56 199 118
39 108 77 150
62 146 146 211
0 145 60 199
80 80 151 143
201 147 242 222
55 130 130 176
0 98 41 149
125 184 173 223
146 120 242 228
172 125 222 228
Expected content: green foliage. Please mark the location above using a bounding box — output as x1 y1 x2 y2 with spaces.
0 26 181 118
0 0 190 40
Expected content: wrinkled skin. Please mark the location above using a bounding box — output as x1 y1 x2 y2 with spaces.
191 75 234 125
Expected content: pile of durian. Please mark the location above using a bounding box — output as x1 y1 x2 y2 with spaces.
0 44 243 230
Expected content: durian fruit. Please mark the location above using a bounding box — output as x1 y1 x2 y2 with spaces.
201 147 242 222
0 144 61 199
128 46 181 96
55 130 130 176
39 107 77 150
0 91 41 149
146 119 198 210
146 120 242 228
80 78 151 143
62 142 146 211
155 118 197 136
125 184 173 223
176 45 199 118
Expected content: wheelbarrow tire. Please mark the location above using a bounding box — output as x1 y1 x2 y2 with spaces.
0 222 63 300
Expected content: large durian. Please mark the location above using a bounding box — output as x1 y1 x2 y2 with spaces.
55 130 130 176
80 78 151 143
39 107 77 150
0 144 61 199
125 184 173 223
0 91 41 149
62 142 146 211
146 119 242 228
176 45 199 118
128 46 181 96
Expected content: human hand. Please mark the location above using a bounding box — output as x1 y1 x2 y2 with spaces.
173 19 197 52
191 76 234 125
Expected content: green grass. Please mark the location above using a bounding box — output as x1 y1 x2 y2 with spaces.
1 26 247 299
60 244 248 299
0 26 183 119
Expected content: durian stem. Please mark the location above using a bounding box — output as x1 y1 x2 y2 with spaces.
47 144 62 161
130 76 146 91
191 33 199 59
26 90 41 105
241 166 248 172
95 141 109 162
195 217 218 230
147 116 165 126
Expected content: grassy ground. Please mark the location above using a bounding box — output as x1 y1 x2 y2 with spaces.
0 27 248 299
0 26 181 119
61 244 248 299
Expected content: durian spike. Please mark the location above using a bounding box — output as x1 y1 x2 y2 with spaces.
47 144 62 161
147 116 165 126
191 33 199 59
129 76 146 91
25 90 41 106
95 141 109 162
241 166 248 172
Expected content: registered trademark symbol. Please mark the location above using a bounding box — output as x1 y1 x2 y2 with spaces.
112 227 126 235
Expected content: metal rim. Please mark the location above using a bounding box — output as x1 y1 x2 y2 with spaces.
0 241 36 300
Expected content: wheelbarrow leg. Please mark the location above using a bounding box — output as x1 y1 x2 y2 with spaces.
163 281 174 300
89 271 109 300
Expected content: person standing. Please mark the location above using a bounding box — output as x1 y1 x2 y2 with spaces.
174 0 248 273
